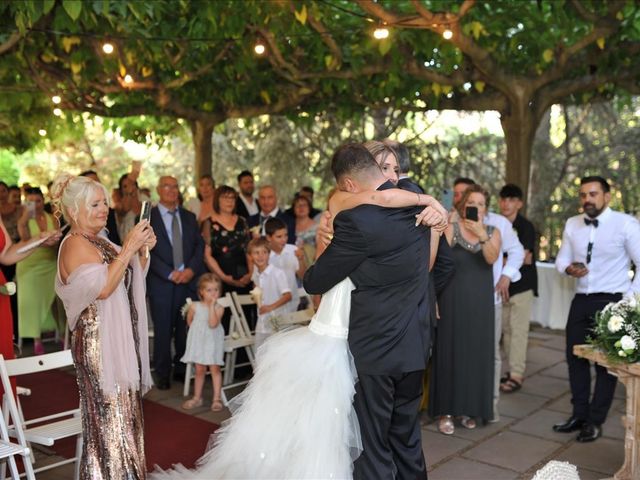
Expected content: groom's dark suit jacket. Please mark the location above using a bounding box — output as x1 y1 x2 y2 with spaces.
303 182 431 375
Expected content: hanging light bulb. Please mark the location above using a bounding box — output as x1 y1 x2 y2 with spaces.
51 95 61 104
373 27 390 40
38 129 47 136
53 108 62 116
442 29 453 40
102 42 114 54
254 41 266 55
124 74 133 84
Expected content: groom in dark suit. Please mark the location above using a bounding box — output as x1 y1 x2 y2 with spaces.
304 144 432 479
148 176 204 390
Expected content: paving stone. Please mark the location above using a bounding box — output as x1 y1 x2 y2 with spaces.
526 346 566 367
538 332 567 352
498 391 549 419
523 360 547 377
464 431 562 473
538 361 570 380
554 438 624 476
429 457 518 479
601 409 625 441
546 393 573 414
509 409 576 442
424 414 517 442
519 374 570 398
422 428 473 466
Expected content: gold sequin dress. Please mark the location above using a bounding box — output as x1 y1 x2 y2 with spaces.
71 234 146 479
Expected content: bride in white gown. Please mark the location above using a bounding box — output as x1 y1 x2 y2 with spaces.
150 186 446 480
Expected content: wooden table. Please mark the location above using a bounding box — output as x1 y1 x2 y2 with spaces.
574 345 640 480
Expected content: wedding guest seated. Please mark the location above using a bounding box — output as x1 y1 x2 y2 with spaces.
16 187 61 354
186 174 216 225
429 184 501 434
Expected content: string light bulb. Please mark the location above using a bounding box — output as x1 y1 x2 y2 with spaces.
51 95 61 104
53 108 62 116
124 74 133 84
442 29 453 40
373 27 390 40
254 41 266 55
38 129 47 136
102 42 114 54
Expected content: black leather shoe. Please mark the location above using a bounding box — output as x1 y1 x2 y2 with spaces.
552 416 585 433
576 423 602 443
155 378 171 390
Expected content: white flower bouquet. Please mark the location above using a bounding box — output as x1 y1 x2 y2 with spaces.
590 295 640 363
0 281 16 296
180 297 193 319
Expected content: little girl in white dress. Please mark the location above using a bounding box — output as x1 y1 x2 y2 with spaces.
181 273 226 412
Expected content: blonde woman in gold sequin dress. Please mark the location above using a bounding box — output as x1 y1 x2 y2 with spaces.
53 173 156 480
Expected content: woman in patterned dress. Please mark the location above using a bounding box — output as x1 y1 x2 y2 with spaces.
53 173 156 479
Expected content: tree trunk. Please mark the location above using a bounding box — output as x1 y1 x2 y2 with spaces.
190 120 215 183
500 100 537 208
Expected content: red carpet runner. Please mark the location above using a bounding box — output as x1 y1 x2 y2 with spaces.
18 370 218 471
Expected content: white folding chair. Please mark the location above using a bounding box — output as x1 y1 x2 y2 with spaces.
183 294 234 397
0 365 35 480
271 307 315 331
0 351 82 480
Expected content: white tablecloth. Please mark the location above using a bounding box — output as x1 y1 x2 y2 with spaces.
531 262 575 330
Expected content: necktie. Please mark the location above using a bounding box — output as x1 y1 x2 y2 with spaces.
169 209 184 269
584 218 599 227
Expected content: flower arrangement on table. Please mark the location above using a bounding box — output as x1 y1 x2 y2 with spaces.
589 295 640 363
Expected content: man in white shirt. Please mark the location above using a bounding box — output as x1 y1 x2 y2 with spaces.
452 178 524 421
554 176 640 442
248 185 295 242
235 170 259 219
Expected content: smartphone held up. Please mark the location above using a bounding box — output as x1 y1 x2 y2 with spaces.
465 206 479 222
139 201 151 258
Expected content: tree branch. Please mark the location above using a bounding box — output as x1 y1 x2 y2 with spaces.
0 31 23 56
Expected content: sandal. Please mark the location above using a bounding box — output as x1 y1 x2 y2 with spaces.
211 399 224 412
182 397 203 410
500 375 523 394
438 415 455 435
459 416 477 429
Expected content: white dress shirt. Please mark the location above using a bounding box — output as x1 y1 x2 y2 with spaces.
251 264 292 334
484 211 525 304
269 244 300 309
240 195 259 217
555 207 640 296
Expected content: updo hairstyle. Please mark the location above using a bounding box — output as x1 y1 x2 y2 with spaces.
50 173 110 224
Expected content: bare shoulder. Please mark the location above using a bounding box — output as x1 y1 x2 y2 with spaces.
59 235 102 280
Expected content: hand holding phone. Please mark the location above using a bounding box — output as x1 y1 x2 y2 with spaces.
465 206 479 222
139 201 151 258
130 160 142 180
26 201 36 219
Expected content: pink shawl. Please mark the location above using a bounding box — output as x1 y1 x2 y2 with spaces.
55 240 153 396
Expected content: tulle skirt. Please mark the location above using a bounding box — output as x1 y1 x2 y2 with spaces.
151 325 362 479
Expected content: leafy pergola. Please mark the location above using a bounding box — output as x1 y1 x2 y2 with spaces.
1 0 639 198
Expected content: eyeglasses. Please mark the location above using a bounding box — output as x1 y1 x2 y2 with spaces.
160 184 179 190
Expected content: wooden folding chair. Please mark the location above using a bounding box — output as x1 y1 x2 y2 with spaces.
0 351 82 480
0 358 35 480
271 307 315 331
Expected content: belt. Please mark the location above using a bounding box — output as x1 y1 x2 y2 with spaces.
575 292 623 297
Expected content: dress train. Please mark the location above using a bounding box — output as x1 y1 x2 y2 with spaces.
151 277 361 479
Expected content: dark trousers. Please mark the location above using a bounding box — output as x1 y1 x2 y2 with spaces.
566 293 620 425
353 370 427 480
148 285 190 380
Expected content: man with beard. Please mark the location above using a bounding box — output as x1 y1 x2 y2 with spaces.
554 176 640 442
235 170 260 219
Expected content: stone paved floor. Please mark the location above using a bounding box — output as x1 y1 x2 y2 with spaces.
29 326 625 479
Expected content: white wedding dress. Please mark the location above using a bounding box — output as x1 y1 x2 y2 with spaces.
151 277 362 479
